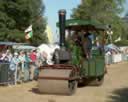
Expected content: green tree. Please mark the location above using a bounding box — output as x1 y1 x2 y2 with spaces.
122 13 128 40
71 0 126 42
0 0 47 45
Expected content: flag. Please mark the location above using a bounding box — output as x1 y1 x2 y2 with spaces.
25 25 32 33
25 25 33 39
114 36 121 42
45 25 53 43
25 31 33 39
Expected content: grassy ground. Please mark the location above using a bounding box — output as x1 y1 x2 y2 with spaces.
0 61 128 102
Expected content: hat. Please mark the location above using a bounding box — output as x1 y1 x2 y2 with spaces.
6 50 10 53
14 52 18 56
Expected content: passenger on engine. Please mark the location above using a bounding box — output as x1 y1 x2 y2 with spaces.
81 31 92 59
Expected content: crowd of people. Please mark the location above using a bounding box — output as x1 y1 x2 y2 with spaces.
0 49 44 85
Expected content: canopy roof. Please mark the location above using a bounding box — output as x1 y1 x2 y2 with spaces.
56 19 106 31
13 45 36 51
0 42 28 46
105 44 121 53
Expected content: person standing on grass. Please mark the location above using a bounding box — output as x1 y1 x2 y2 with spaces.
9 52 19 85
29 49 37 80
24 52 31 82
18 51 25 83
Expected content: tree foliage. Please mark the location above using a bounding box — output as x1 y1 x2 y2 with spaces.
71 0 126 41
122 13 128 40
0 0 47 46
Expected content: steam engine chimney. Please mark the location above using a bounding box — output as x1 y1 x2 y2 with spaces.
58 9 66 47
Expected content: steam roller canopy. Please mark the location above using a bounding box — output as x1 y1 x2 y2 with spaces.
38 66 77 95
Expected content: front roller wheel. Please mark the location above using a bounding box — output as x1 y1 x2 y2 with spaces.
38 68 78 95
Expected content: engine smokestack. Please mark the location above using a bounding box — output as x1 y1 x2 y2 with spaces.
58 9 66 47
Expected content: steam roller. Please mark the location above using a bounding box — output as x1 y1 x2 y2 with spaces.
37 8 106 95
38 64 78 95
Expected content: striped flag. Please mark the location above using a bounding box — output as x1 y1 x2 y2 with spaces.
25 25 33 39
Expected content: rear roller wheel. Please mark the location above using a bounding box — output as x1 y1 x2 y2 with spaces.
68 80 77 95
88 76 104 86
78 78 87 87
95 76 104 86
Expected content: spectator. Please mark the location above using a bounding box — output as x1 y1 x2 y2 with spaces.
105 50 112 65
9 52 19 85
29 49 37 80
6 50 13 62
18 51 25 83
0 50 12 62
24 52 31 82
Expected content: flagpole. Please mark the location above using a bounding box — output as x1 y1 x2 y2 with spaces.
25 33 31 44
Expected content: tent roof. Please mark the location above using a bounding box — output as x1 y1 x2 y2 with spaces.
56 19 106 31
105 44 121 52
0 42 17 45
0 42 28 46
13 45 36 50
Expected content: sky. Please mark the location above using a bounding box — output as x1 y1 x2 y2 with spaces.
43 0 80 42
124 0 128 15
43 0 128 42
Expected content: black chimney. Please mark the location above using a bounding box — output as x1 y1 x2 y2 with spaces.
58 9 66 47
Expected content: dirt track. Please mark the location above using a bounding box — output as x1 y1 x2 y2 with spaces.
0 62 128 102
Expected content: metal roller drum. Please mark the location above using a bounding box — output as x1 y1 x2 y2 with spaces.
38 68 77 95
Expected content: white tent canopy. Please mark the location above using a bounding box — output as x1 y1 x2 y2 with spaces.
37 44 60 64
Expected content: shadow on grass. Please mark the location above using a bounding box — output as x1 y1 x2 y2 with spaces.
29 88 57 102
29 87 70 96
108 88 128 102
29 87 42 95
